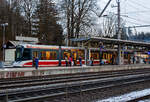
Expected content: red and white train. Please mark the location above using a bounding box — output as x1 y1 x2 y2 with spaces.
13 44 132 67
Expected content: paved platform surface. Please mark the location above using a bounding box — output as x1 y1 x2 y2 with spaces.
0 64 149 79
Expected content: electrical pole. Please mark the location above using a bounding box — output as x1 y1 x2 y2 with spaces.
117 0 121 39
117 0 122 65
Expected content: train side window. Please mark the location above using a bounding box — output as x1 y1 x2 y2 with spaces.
63 51 70 60
33 51 38 58
40 51 57 60
103 53 104 59
95 52 99 59
54 52 57 59
103 53 106 59
91 51 99 60
46 51 50 60
78 50 85 59
41 51 46 60
90 52 94 59
50 51 57 60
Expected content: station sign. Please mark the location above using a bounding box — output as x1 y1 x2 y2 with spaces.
16 36 38 42
148 51 150 55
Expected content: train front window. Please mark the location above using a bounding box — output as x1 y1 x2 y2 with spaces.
16 48 23 61
15 48 31 61
22 49 31 60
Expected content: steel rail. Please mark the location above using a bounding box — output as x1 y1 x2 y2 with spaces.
1 69 150 90
1 72 150 102
0 68 149 81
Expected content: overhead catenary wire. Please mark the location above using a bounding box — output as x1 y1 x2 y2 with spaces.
129 0 150 10
121 0 150 14
126 21 143 26
121 10 150 15
121 0 150 31
97 0 150 33
125 0 150 17
122 15 150 24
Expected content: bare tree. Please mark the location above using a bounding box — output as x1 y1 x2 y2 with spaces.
100 13 127 39
102 13 117 37
20 0 37 36
9 0 26 37
59 0 97 45
0 0 27 39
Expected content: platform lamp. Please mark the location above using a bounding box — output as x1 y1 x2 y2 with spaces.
1 23 8 62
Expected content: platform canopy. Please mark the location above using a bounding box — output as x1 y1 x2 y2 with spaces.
70 37 90 42
71 37 150 47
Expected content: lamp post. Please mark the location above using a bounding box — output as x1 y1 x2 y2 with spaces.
1 23 8 62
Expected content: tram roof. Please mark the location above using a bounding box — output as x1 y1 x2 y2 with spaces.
71 37 150 47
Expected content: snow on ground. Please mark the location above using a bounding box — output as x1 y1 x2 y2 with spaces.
97 88 150 102
139 100 150 102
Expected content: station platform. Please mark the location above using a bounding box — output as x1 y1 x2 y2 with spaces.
0 64 150 79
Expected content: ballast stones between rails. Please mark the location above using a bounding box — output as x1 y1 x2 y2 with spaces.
1 69 150 90
0 73 149 93
1 73 150 102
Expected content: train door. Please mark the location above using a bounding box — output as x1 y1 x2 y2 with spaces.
32 50 39 66
63 50 71 58
106 53 108 63
107 53 110 64
108 53 113 64
102 52 108 64
62 49 71 66
90 50 100 65
103 53 107 59
71 49 77 66
72 52 77 59
33 51 39 58
77 49 85 65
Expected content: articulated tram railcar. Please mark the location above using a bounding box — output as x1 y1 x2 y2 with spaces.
13 44 85 67
13 44 133 67
89 48 117 65
89 48 133 65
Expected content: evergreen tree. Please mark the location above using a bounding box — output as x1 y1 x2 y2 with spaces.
34 0 63 45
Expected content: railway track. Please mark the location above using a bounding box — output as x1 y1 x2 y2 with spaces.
1 69 150 102
1 69 150 90
0 68 149 82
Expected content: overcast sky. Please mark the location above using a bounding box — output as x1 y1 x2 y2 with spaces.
98 0 150 33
